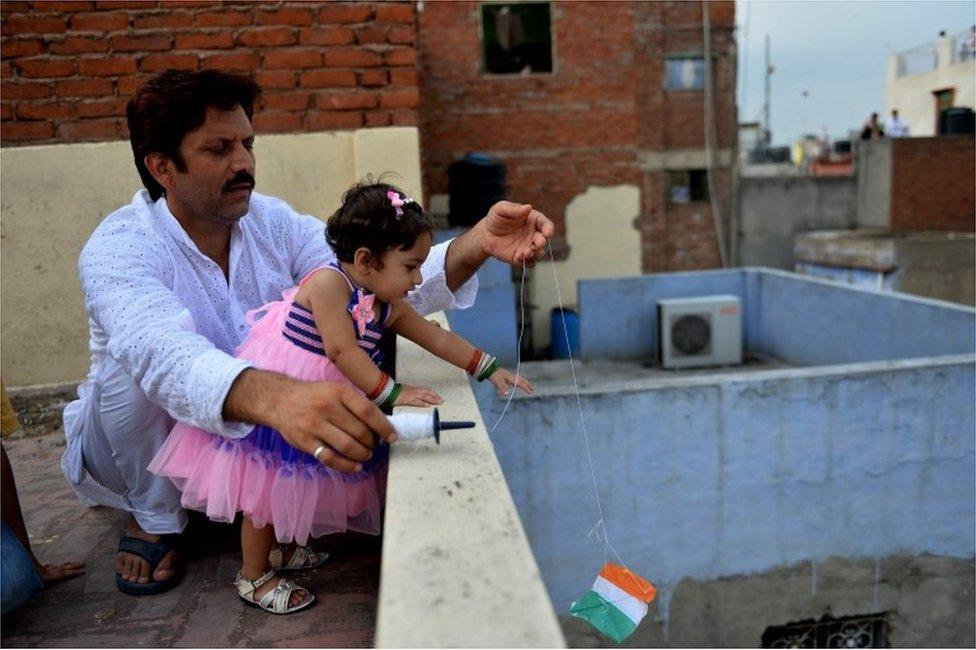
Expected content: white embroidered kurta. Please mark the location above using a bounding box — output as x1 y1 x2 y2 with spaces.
62 190 477 508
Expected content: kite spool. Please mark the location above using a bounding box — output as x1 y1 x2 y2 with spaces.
387 408 474 445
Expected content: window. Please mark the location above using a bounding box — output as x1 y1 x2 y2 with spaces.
934 87 955 112
934 87 956 133
666 57 705 90
668 170 709 204
761 613 889 648
481 3 553 74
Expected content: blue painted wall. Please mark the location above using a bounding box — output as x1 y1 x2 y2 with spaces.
436 228 519 364
578 269 749 360
578 268 976 365
462 268 976 616
481 358 976 612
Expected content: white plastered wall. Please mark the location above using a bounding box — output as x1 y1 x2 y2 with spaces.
0 126 422 387
530 185 642 351
886 38 976 137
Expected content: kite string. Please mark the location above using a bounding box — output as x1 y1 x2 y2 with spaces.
483 242 651 600
488 258 527 433
545 241 609 566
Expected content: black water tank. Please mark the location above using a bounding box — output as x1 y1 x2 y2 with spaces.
939 107 975 135
447 153 506 227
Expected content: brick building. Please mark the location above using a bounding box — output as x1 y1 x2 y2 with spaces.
2 0 736 275
417 0 737 272
1 1 421 143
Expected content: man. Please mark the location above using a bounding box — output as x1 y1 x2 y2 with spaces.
859 112 884 140
884 109 910 138
61 70 553 595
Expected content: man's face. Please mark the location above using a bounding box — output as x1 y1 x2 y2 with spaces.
166 105 256 226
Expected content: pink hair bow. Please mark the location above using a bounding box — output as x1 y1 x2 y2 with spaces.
387 190 413 218
351 292 376 336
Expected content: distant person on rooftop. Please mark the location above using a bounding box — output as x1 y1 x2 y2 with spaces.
885 109 910 137
962 25 976 61
860 112 884 140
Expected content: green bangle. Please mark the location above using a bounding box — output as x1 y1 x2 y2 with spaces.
477 359 501 382
381 382 403 409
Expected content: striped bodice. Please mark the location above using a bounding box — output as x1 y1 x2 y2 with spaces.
281 265 390 365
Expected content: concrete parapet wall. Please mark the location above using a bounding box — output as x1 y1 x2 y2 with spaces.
377 312 565 647
0 126 422 387
738 176 857 269
794 229 976 307
481 355 975 641
578 268 976 365
855 139 893 229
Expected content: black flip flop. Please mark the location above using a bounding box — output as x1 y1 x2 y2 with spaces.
115 534 184 596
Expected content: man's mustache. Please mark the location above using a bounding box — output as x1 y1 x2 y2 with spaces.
223 172 255 192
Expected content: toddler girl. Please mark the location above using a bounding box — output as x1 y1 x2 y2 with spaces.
149 182 531 614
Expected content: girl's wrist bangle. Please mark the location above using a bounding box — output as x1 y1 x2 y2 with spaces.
371 375 397 406
477 357 500 382
381 383 403 409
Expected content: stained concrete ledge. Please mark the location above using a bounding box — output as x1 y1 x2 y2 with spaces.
376 312 566 648
794 229 976 273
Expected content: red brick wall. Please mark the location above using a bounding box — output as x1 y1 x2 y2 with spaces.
417 0 736 271
1 1 420 145
889 135 975 232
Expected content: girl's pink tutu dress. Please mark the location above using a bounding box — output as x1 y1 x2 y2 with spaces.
149 264 390 545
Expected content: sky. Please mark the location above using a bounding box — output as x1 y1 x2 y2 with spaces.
736 0 976 145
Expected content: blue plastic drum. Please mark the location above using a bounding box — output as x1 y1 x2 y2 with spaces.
551 307 579 359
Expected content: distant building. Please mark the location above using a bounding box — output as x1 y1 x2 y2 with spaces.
417 1 738 350
417 1 737 276
886 28 976 136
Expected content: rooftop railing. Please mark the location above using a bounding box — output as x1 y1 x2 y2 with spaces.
893 29 975 77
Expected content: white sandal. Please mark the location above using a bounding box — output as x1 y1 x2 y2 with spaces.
269 544 329 572
235 570 315 615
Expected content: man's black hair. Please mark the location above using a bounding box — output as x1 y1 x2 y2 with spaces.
125 69 262 201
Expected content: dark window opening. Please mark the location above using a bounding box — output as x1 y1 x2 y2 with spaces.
934 87 955 112
666 57 705 90
481 3 553 74
668 169 709 204
761 612 889 648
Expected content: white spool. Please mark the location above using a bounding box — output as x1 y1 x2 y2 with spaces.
387 411 436 441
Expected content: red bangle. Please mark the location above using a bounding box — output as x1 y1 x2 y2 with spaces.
367 373 389 401
466 349 483 375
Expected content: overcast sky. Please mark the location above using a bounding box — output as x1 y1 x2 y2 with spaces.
736 0 976 145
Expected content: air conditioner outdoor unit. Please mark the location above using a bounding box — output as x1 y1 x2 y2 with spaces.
657 295 742 369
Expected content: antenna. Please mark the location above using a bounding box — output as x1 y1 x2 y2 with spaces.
764 34 773 146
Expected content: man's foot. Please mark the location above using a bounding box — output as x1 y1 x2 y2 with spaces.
115 519 182 594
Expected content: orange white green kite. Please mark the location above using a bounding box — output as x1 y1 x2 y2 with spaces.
569 563 657 643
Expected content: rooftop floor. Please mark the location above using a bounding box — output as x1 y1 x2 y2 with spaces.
1 427 380 648
519 353 795 398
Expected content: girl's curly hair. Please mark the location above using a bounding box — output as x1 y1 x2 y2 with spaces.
326 182 432 266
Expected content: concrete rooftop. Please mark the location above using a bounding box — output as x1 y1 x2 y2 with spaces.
1 425 381 648
516 353 795 399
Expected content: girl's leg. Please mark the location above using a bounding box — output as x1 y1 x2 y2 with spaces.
240 518 309 608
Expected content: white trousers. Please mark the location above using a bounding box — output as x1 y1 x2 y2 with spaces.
61 356 188 535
